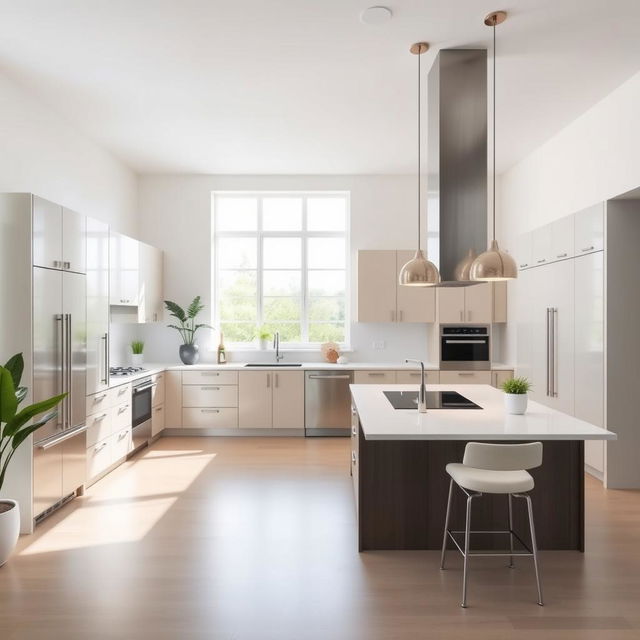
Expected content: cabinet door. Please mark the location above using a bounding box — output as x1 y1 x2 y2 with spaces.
110 232 139 306
357 250 397 322
353 370 396 384
395 370 440 384
550 215 574 262
139 241 164 322
527 267 549 406
395 250 436 323
32 195 62 269
86 217 110 395
439 371 491 385
238 371 273 428
165 371 182 428
491 370 513 389
464 283 493 323
437 288 465 323
515 269 534 390
532 224 553 267
574 252 604 426
585 441 605 474
62 208 86 274
516 233 532 270
272 371 304 428
152 405 165 437
574 203 604 256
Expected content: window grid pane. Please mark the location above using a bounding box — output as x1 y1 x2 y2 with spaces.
214 192 349 346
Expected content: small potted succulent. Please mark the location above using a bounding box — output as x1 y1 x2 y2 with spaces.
164 296 213 365
257 327 271 350
501 377 532 415
130 340 144 366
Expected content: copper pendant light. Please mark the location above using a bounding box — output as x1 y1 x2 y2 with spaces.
470 10 518 282
399 42 440 287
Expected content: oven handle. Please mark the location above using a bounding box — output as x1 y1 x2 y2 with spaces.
443 339 488 344
133 382 157 393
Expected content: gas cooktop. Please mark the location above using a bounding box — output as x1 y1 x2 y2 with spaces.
383 390 482 410
110 366 147 377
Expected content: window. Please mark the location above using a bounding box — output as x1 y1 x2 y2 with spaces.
213 192 349 348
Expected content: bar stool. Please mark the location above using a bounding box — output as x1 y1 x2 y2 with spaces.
440 441 544 608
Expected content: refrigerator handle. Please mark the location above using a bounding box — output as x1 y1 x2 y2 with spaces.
66 313 72 429
545 308 550 397
101 332 109 385
57 314 65 429
552 308 558 397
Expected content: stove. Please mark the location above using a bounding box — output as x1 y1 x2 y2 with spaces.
384 390 482 410
110 366 147 377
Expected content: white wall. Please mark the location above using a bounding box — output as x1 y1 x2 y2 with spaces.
135 174 432 365
498 69 640 363
0 72 138 234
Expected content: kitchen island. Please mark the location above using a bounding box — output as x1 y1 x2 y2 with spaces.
349 384 616 552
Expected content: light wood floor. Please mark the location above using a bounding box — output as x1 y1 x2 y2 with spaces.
1 437 639 640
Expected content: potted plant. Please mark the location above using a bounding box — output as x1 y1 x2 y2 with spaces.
130 340 144 366
164 296 213 365
257 327 271 350
1 354 65 567
501 377 532 415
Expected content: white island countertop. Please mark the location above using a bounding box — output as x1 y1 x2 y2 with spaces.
350 384 617 441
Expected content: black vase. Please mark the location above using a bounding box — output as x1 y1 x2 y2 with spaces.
179 344 199 365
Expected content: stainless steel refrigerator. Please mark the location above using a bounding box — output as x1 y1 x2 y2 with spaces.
32 200 88 520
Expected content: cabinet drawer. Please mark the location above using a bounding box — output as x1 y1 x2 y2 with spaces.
86 383 131 414
182 370 238 385
182 407 238 428
152 405 165 436
151 374 165 407
439 371 492 385
395 370 440 384
87 438 112 479
112 401 132 432
86 409 112 448
353 370 396 384
112 427 133 462
182 384 238 408
111 383 132 405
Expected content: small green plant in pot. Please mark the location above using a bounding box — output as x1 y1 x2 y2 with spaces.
0 353 66 567
164 296 213 365
130 340 144 366
257 327 271 350
501 377 532 415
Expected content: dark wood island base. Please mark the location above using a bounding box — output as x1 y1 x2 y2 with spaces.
351 425 584 552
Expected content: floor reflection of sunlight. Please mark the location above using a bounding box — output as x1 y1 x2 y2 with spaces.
20 449 217 556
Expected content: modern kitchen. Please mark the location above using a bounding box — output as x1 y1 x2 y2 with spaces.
1 2 640 639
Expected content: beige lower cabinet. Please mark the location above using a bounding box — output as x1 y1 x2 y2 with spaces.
165 370 182 427
395 370 440 384
439 370 492 385
272 371 305 428
353 370 397 384
182 371 238 428
151 404 165 436
491 370 514 389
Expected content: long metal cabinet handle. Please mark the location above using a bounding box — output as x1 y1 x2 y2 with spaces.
101 332 109 384
56 315 64 429
552 308 558 397
545 308 551 396
38 424 87 450
66 314 72 429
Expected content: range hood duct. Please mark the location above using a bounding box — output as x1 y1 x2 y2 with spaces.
427 49 488 286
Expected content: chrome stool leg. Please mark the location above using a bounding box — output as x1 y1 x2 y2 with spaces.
461 493 474 608
440 478 454 570
508 493 515 569
524 494 544 606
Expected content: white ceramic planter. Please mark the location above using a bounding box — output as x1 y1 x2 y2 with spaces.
0 500 20 567
505 393 528 415
259 339 269 351
131 353 144 366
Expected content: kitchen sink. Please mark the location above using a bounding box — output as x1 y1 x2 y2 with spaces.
244 363 303 367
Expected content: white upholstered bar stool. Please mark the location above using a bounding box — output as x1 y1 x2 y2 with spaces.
440 442 544 608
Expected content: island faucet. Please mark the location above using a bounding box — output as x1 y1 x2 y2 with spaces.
274 331 284 362
405 359 427 413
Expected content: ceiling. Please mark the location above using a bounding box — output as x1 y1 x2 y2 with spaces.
1 0 639 175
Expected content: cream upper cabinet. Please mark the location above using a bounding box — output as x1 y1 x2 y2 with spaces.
357 250 397 322
139 241 164 323
464 283 493 324
61 207 86 274
550 215 574 262
437 288 465 323
110 232 139 306
238 371 273 429
516 233 532 270
574 203 604 255
532 224 553 267
395 250 436 323
272 371 304 429
437 283 498 324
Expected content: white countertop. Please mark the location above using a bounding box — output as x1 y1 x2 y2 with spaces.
350 384 617 441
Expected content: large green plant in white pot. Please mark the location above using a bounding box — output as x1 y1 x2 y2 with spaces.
0 354 65 567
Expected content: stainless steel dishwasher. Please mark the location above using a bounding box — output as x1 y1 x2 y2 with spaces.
305 370 354 436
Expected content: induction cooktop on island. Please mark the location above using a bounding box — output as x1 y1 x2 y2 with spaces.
383 390 482 410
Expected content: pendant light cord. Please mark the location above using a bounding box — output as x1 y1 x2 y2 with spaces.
417 48 422 251
492 19 496 242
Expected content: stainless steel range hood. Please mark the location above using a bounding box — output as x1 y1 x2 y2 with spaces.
427 49 487 286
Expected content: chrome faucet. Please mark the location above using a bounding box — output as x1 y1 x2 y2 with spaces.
405 359 427 413
274 331 283 362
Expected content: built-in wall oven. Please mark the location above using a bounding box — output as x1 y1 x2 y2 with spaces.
131 377 153 448
440 326 490 371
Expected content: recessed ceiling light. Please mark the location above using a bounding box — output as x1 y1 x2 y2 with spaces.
360 6 393 25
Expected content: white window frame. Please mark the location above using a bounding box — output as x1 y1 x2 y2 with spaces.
212 191 351 350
